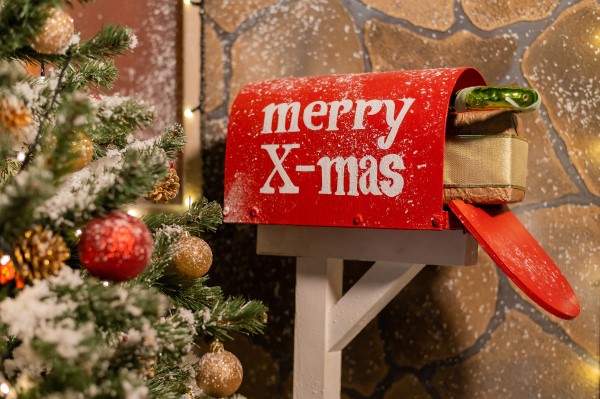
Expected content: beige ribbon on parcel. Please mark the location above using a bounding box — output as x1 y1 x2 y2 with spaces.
443 135 528 190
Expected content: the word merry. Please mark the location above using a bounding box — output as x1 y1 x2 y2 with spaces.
261 98 415 150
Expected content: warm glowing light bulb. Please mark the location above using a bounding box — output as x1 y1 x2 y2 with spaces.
0 255 10 266
591 28 600 55
16 152 26 162
587 362 600 377
0 382 10 394
75 229 82 237
186 196 193 208
127 209 139 217
183 0 191 5
184 108 194 119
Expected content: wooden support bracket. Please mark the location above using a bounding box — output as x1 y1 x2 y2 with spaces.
327 261 426 352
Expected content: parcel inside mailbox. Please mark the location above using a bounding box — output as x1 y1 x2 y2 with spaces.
444 109 528 204
223 67 579 319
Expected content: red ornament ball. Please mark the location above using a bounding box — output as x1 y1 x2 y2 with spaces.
78 211 154 282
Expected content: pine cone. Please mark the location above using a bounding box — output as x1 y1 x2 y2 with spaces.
145 167 180 203
140 354 157 379
0 96 32 138
13 226 70 282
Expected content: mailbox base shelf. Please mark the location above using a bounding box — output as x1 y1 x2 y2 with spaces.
257 225 479 266
257 225 480 399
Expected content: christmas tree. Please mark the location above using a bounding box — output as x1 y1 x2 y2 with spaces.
0 1 267 398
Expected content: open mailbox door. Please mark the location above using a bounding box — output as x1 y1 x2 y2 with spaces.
448 200 579 319
224 67 580 320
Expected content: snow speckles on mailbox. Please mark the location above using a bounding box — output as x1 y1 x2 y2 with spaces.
224 67 486 229
224 67 580 320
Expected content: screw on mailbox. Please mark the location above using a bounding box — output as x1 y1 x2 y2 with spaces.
353 214 364 226
249 207 260 217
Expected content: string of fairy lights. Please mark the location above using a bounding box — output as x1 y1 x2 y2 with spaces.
129 0 205 216
180 0 205 212
183 0 205 121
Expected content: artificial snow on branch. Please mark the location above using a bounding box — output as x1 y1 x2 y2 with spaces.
143 199 224 236
62 58 119 92
90 94 156 158
198 298 268 341
35 138 169 231
0 159 55 238
0 1 268 397
0 267 196 398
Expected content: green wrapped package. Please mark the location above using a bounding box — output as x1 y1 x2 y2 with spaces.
453 86 541 113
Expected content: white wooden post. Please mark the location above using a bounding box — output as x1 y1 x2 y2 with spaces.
293 259 426 399
257 225 479 399
294 257 343 398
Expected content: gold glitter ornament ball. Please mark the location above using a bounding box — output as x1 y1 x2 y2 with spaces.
196 341 243 398
68 131 94 171
171 235 213 279
31 8 74 54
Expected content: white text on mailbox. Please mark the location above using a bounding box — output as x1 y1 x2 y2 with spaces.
258 98 415 197
260 98 415 150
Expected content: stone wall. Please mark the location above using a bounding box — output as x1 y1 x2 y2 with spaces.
200 1 599 398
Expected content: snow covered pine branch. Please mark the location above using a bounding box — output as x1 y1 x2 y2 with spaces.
0 1 266 398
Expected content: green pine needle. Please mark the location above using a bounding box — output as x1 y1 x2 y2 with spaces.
198 297 268 341
62 58 119 92
147 363 192 399
90 96 156 158
34 143 168 233
0 1 269 397
77 24 134 60
143 199 224 236
156 123 186 160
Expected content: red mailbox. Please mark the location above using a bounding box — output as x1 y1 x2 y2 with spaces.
224 67 579 319
225 68 486 230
